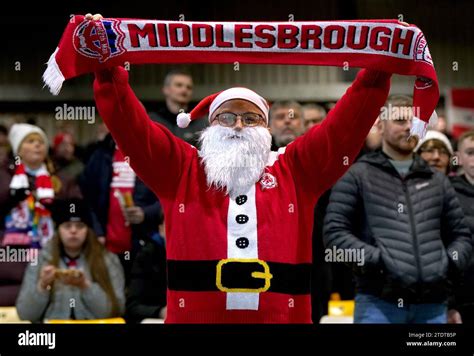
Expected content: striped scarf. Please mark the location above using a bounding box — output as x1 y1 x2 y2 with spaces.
43 16 439 137
3 164 54 248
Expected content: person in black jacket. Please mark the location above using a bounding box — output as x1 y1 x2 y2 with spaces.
324 95 472 324
148 69 207 146
126 211 167 323
79 133 162 283
449 130 474 324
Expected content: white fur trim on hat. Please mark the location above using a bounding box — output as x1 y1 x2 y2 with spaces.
209 87 269 122
414 130 454 155
8 123 49 156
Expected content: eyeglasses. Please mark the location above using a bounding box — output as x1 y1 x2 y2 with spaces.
212 112 265 127
419 147 450 156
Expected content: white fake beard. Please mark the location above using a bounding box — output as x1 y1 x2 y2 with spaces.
198 125 272 198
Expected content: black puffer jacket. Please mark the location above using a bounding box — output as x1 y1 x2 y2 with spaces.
450 175 474 307
450 175 474 235
324 150 472 303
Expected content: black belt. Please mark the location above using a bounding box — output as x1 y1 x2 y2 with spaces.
168 259 311 295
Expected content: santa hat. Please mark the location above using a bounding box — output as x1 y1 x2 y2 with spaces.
8 123 49 156
177 87 269 128
414 130 454 155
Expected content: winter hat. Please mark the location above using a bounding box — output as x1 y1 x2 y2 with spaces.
8 123 49 156
177 87 269 128
414 130 454 155
51 199 92 228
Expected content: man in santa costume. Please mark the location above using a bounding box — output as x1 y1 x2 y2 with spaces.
89 13 392 324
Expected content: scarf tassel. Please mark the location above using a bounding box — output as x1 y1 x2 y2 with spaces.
410 110 438 139
10 173 29 190
42 47 65 96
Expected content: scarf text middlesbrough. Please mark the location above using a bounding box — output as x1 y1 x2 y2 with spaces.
125 21 414 54
43 16 439 137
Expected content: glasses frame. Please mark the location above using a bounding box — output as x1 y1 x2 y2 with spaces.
212 112 266 127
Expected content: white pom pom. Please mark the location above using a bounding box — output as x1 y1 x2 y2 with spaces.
177 113 191 128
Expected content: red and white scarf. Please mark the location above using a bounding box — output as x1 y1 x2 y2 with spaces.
10 163 54 202
43 16 439 137
3 164 54 248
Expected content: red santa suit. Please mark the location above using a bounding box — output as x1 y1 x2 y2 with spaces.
94 67 391 323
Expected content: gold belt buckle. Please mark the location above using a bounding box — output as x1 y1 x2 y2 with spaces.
216 258 273 293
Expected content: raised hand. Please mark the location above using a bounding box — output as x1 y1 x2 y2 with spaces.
84 13 103 21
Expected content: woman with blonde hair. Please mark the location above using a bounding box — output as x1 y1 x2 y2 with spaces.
3 123 56 248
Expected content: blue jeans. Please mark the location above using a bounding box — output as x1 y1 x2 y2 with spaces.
354 293 447 324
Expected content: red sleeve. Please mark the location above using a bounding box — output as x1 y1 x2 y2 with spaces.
284 69 391 199
93 67 194 199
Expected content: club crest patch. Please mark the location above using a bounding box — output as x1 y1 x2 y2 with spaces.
73 19 125 63
260 173 277 190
